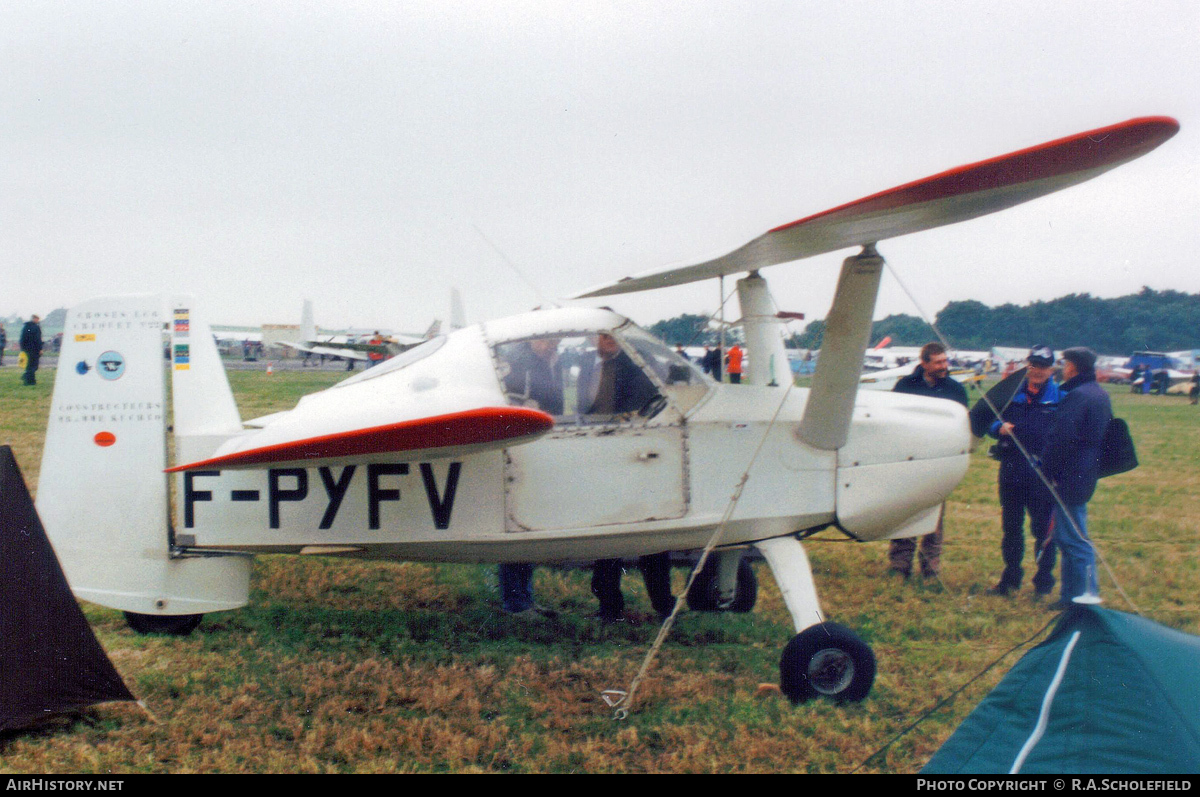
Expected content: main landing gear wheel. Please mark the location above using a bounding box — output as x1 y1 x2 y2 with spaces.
779 622 875 704
685 556 757 612
123 612 204 636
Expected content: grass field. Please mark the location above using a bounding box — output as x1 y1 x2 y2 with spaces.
1 364 1198 773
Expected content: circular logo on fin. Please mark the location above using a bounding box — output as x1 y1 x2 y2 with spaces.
94 432 116 447
97 351 126 380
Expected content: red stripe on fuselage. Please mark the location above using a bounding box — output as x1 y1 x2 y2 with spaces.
166 406 554 472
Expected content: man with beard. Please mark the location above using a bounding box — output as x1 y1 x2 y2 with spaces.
888 342 969 580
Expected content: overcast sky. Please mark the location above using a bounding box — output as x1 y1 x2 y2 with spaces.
3 1 1198 338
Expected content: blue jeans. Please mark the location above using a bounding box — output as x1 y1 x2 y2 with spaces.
1052 502 1098 600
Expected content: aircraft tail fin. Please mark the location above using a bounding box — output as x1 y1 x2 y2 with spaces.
450 287 467 330
169 297 244 464
36 295 250 617
300 298 316 342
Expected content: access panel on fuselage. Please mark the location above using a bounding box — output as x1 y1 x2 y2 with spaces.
177 453 505 549
504 426 687 532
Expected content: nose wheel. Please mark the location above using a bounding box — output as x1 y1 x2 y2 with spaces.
779 621 876 703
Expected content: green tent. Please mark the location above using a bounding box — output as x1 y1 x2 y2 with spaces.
923 605 1200 774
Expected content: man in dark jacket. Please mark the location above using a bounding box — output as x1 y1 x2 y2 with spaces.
497 338 565 616
701 346 722 380
889 342 970 578
581 333 674 620
985 345 1061 597
578 333 660 417
19 315 42 386
1041 347 1112 608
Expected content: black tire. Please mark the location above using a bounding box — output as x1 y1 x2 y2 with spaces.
685 556 757 612
123 611 203 636
779 622 875 704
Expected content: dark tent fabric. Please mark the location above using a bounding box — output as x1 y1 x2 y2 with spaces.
0 446 136 732
923 605 1200 774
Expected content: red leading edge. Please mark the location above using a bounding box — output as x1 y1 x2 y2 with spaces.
769 116 1180 234
166 406 555 472
576 116 1179 298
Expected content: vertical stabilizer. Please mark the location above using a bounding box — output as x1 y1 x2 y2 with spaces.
37 295 250 617
300 298 316 342
169 296 243 465
450 287 467 331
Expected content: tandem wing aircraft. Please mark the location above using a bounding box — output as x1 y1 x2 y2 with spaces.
34 117 1178 704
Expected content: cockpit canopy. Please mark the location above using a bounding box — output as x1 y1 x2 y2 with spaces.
320 307 713 430
486 308 713 424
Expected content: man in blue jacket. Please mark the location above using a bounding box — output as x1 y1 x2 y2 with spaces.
985 345 1061 598
1041 347 1112 608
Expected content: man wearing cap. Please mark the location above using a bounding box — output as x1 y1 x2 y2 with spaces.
888 342 970 579
1041 347 1112 608
984 345 1061 598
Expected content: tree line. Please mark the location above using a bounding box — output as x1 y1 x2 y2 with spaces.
649 288 1200 355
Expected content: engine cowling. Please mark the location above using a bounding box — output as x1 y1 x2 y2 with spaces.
834 392 970 541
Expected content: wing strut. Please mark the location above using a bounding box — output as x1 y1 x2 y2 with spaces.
797 245 885 450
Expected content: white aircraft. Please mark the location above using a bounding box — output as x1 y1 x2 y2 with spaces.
33 117 1177 704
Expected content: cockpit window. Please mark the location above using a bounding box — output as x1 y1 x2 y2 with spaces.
492 326 712 424
619 326 713 414
494 336 576 415
620 326 709 387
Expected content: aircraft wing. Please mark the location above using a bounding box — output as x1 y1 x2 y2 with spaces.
309 344 370 361
277 340 315 355
576 117 1178 298
279 340 371 361
167 406 553 472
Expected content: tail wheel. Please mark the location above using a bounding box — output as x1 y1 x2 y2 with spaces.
123 612 203 636
685 556 757 612
779 622 875 704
